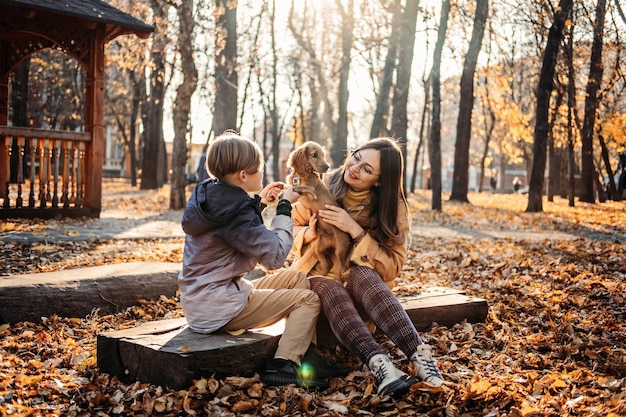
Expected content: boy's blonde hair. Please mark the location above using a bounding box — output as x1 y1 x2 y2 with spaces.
206 131 263 180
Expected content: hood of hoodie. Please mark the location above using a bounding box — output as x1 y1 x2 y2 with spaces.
181 178 261 236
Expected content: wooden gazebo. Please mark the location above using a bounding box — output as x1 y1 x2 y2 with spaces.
0 0 152 219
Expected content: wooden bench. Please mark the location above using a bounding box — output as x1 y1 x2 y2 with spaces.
97 287 488 389
0 262 180 324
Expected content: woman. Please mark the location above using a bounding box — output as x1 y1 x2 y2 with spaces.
290 138 444 396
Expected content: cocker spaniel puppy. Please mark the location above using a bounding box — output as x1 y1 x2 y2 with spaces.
286 142 351 278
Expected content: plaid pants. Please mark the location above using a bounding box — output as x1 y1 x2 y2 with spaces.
309 266 423 364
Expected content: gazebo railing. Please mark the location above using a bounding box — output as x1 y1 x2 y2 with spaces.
1 127 92 219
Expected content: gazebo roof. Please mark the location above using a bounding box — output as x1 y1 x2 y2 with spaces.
0 0 153 40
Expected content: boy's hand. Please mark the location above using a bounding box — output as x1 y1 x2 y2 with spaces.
279 185 301 203
260 182 285 205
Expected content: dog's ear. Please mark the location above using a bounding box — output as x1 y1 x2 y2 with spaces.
291 147 311 178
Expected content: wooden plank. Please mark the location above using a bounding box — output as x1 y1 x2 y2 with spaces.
0 262 179 324
97 318 284 390
97 289 489 389
0 126 91 142
399 293 488 330
316 291 488 345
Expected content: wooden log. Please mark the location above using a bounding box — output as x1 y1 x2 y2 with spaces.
0 262 180 324
316 287 488 346
97 318 283 390
400 292 488 330
97 287 488 389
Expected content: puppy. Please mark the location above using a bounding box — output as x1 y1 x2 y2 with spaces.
286 142 351 279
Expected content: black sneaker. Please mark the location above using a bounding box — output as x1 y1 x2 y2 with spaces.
262 358 330 389
301 347 351 379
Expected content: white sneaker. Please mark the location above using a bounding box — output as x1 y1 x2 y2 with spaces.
410 344 444 387
368 354 417 396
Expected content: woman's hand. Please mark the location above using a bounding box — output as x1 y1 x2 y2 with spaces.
303 212 318 244
259 182 285 205
318 205 364 239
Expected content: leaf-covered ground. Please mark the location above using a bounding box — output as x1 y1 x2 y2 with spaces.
1 182 625 416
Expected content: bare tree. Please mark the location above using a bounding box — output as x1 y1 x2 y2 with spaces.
213 0 238 136
170 0 199 209
332 0 354 166
390 0 419 194
409 73 430 193
370 0 401 139
288 2 343 166
477 69 496 194
566 10 576 207
141 0 169 190
106 67 145 186
429 0 451 211
527 0 574 212
449 0 489 203
579 0 607 203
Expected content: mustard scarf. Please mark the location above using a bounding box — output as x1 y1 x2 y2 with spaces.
343 188 370 210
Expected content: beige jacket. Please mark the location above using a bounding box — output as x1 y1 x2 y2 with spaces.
290 189 410 289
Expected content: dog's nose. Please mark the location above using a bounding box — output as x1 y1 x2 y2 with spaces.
323 164 330 171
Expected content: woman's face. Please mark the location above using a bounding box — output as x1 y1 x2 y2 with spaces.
344 148 381 192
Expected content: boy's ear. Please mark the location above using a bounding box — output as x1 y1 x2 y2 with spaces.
237 170 248 182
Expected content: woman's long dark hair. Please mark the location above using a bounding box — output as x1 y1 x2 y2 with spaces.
328 137 409 247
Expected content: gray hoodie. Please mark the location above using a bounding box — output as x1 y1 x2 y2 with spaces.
178 179 294 333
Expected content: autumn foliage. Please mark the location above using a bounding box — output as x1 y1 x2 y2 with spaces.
1 181 625 416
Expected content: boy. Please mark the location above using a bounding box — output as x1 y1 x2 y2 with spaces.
179 132 342 388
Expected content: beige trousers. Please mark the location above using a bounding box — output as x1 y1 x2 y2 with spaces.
221 269 320 365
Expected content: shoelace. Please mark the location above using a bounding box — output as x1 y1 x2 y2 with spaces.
374 358 389 382
416 354 441 378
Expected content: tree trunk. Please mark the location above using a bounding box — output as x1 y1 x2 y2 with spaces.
579 0 606 203
9 59 29 183
170 0 198 210
370 0 401 139
213 0 238 136
566 15 576 207
526 0 573 212
288 4 336 160
391 0 419 194
141 0 168 190
410 75 430 193
332 0 353 167
10 59 28 127
429 0 450 211
269 0 280 182
598 133 617 200
548 88 565 201
478 72 495 194
449 0 488 203
129 70 145 187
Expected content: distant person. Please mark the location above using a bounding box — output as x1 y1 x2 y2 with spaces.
604 181 612 201
178 132 344 389
513 177 521 193
490 175 497 193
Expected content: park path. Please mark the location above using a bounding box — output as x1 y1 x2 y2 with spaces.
0 208 604 244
